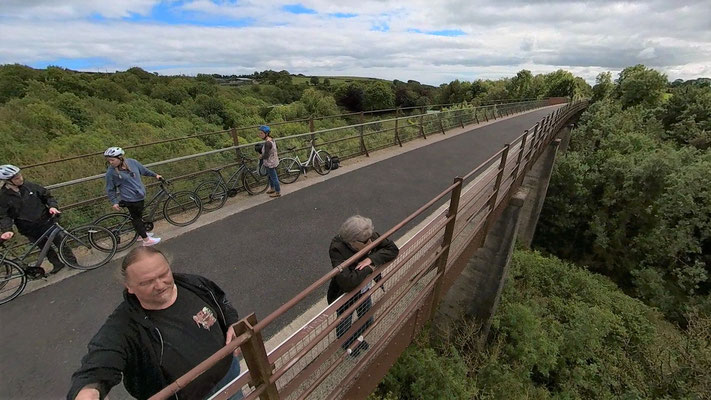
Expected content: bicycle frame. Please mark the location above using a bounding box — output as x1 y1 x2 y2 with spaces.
1 223 72 270
205 157 260 192
286 140 324 171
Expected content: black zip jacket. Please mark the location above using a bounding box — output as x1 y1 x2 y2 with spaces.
327 233 399 304
67 273 239 400
0 181 58 233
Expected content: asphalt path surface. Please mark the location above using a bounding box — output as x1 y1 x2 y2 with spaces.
0 106 561 399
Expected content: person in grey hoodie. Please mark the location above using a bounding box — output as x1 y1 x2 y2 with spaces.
104 147 162 246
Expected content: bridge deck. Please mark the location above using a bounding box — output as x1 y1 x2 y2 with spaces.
0 105 562 399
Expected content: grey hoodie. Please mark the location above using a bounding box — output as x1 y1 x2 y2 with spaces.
105 158 157 204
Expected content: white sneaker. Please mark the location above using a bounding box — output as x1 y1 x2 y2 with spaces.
137 232 155 242
142 237 161 246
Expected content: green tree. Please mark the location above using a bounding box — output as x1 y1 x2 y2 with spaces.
591 71 614 103
543 69 577 98
310 76 319 85
660 83 711 148
615 64 668 108
299 88 338 116
363 81 395 110
508 69 533 99
335 83 365 111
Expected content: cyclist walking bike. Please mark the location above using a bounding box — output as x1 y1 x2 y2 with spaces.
0 218 117 304
103 146 166 246
0 164 77 275
94 176 202 251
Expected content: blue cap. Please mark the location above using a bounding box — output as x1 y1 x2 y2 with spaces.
258 125 271 134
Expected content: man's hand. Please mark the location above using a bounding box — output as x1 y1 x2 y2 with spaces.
355 258 373 271
226 323 241 356
1 231 14 240
112 204 121 211
75 387 100 400
155 174 163 180
48 207 61 215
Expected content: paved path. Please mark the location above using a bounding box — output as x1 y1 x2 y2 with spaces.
0 106 560 399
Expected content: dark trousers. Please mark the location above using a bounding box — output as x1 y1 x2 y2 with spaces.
120 200 147 239
336 291 373 349
20 220 76 269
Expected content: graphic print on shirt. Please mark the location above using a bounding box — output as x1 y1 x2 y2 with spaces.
193 306 217 330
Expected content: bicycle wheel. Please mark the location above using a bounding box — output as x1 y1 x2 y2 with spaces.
163 191 202 226
313 150 332 176
94 212 138 251
60 225 117 270
195 180 228 212
242 164 269 195
277 158 301 184
0 260 27 305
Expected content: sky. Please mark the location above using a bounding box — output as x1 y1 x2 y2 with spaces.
1 0 710 85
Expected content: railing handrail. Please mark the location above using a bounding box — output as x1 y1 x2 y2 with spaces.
19 98 553 170
42 99 551 191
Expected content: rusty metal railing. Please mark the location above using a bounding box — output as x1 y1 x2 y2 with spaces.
26 98 559 229
149 99 588 400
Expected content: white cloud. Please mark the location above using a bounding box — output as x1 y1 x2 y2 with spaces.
0 0 709 84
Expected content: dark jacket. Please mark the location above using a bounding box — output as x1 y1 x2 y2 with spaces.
0 181 57 233
327 233 399 304
67 273 240 400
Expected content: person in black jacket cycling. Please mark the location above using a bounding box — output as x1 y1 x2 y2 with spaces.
68 247 243 400
0 164 76 274
327 215 399 357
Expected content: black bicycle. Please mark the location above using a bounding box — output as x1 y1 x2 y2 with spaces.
194 150 269 212
93 178 202 251
0 220 117 305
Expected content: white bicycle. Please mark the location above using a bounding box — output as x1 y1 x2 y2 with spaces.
277 138 333 184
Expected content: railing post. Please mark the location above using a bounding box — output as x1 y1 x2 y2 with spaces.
394 108 403 147
234 314 279 400
459 109 465 128
428 176 464 320
492 105 497 120
512 130 528 183
229 128 244 163
419 107 426 139
474 107 480 124
359 111 369 157
309 116 315 142
484 144 510 233
438 111 446 135
483 107 489 122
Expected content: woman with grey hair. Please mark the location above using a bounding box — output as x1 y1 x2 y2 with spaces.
327 215 399 357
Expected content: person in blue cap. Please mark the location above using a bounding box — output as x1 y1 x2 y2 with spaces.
257 125 281 198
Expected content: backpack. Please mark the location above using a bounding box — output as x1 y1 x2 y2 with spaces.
327 155 340 170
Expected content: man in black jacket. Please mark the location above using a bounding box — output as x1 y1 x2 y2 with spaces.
68 247 243 400
0 164 75 274
327 215 399 357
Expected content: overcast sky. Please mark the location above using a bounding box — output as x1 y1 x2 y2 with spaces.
1 0 710 85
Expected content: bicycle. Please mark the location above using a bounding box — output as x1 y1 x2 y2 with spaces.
194 149 269 212
277 138 333 184
0 220 117 305
93 178 202 251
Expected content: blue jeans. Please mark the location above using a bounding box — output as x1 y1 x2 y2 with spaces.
336 293 373 349
266 166 280 193
207 356 243 400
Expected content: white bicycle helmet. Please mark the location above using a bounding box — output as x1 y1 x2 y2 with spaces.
0 164 20 180
104 147 125 157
